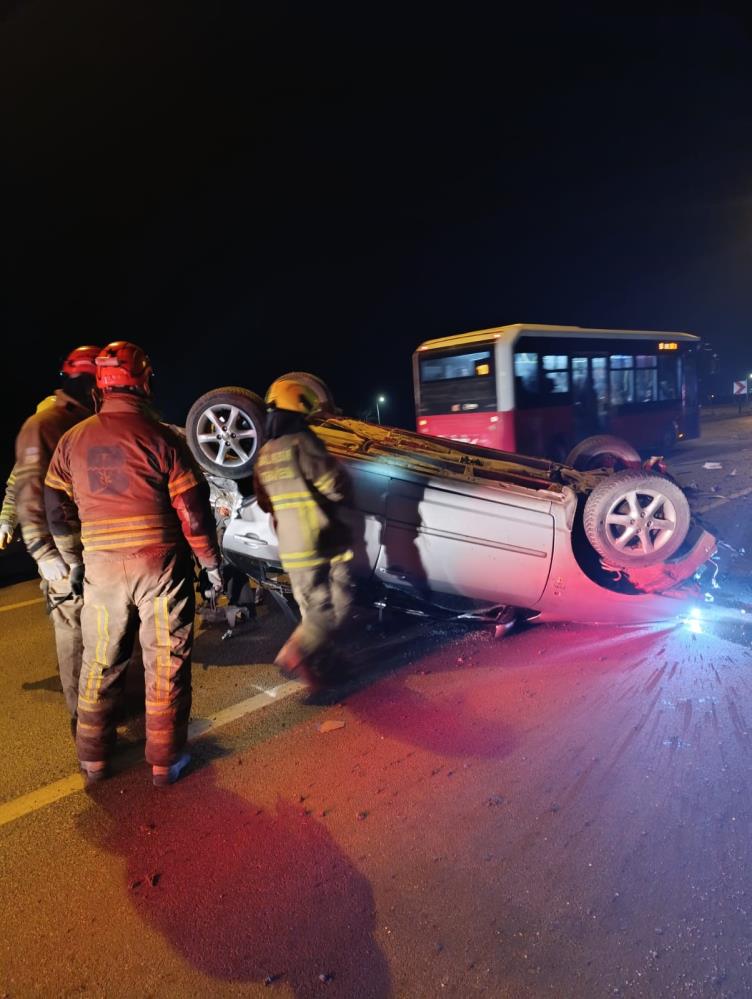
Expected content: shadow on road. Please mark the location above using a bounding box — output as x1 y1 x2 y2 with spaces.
78 768 392 997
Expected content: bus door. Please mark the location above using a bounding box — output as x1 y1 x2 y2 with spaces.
571 353 609 437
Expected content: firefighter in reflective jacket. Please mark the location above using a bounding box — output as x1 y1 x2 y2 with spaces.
45 342 222 786
13 355 99 725
0 469 18 549
2 397 57 550
253 378 354 689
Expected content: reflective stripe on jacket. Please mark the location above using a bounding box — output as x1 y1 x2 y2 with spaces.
253 428 352 571
0 469 17 529
45 393 220 568
14 390 91 563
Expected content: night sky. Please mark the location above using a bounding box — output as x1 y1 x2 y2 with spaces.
3 7 752 474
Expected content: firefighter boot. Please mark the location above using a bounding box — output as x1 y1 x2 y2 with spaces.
275 636 322 692
80 760 108 784
152 752 191 788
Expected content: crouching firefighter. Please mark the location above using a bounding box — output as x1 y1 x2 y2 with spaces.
13 350 100 730
253 377 355 690
44 342 222 786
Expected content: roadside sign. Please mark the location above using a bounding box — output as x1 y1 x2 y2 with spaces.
733 380 748 396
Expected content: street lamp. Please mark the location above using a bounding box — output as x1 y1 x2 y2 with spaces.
376 394 386 424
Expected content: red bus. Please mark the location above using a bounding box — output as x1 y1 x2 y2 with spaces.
413 324 700 458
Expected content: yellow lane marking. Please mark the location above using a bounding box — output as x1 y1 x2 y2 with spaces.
0 679 304 829
0 773 86 826
0 597 45 614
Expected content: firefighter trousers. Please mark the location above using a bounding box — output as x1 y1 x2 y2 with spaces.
76 549 195 767
42 575 83 718
287 556 354 661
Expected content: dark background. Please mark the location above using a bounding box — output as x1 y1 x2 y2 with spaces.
3 5 752 475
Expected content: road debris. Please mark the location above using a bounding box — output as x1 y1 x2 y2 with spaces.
317 719 346 734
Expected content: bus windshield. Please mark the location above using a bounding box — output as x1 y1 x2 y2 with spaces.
418 346 497 416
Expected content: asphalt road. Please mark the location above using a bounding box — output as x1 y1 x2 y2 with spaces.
3 417 752 997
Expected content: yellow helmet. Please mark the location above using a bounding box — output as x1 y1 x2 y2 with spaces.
265 378 320 416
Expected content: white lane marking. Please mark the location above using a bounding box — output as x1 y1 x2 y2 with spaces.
187 680 303 737
0 597 45 614
694 484 752 514
0 679 305 829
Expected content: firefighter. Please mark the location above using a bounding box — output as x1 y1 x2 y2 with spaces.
253 377 354 690
0 470 17 550
13 351 100 728
1 397 57 550
44 341 222 786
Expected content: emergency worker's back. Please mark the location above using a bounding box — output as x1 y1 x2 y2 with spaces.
253 428 352 572
46 393 211 561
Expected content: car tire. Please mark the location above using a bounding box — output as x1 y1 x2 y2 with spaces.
565 434 641 471
186 386 265 480
277 371 337 414
583 469 691 568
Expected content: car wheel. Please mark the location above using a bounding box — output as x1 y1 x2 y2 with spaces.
186 386 265 480
277 371 337 414
583 469 691 568
565 434 641 471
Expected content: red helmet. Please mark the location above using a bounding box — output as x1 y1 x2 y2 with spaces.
60 345 101 378
95 341 153 392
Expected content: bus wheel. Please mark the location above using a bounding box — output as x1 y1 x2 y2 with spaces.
565 434 640 471
583 469 691 568
661 423 679 453
548 436 570 462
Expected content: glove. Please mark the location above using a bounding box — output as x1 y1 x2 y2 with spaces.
206 567 223 593
69 563 85 597
38 554 68 582
0 522 13 550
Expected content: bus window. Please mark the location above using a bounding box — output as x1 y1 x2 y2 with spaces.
683 353 698 407
513 352 538 407
635 355 658 403
542 355 569 394
417 347 497 416
610 354 634 405
571 357 588 395
421 350 492 381
592 356 608 404
658 354 679 400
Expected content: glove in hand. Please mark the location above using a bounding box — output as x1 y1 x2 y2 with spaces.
206 567 223 592
69 563 85 597
39 555 68 582
0 523 13 550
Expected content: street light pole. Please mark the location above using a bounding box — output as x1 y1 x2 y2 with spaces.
376 394 386 425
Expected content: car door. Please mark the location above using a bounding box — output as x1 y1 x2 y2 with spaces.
376 476 554 606
339 462 388 578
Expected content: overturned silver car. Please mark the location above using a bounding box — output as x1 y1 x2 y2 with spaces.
185 379 716 627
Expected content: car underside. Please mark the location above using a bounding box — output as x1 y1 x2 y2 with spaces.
185 380 717 629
